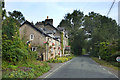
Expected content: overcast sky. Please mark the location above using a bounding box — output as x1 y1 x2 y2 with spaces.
5 0 118 27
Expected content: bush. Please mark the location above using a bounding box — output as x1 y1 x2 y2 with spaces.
47 56 74 63
107 51 120 62
96 41 118 61
2 34 37 63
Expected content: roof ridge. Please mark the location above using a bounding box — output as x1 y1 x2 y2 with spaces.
20 20 60 41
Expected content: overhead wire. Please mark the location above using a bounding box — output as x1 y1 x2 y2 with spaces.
107 0 115 17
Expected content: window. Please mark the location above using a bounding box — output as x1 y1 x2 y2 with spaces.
53 30 56 33
30 34 34 40
32 47 37 51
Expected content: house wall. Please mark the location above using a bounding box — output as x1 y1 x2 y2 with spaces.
55 40 61 56
46 37 61 59
47 37 52 59
19 24 46 47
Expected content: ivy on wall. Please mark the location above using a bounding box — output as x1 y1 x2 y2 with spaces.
61 32 64 55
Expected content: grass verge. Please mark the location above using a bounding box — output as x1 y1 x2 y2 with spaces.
91 57 120 71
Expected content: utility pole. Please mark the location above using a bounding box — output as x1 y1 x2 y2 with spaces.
118 1 120 25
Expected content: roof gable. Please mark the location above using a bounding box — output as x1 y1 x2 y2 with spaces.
20 20 51 37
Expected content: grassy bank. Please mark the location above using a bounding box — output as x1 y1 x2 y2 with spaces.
2 60 50 79
91 57 120 71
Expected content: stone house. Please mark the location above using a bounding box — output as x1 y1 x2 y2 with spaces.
19 20 62 61
19 21 49 60
19 17 69 61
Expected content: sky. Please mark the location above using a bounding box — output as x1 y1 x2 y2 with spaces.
5 0 119 27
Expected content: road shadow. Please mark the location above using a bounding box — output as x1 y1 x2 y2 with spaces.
78 54 90 57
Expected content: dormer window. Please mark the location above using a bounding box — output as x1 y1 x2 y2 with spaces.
30 34 34 40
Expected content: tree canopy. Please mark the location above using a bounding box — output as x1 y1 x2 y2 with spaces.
8 10 25 24
58 10 119 57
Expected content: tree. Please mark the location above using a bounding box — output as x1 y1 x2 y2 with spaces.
2 17 19 40
2 10 37 63
58 10 119 56
58 10 84 36
58 10 85 55
8 10 25 24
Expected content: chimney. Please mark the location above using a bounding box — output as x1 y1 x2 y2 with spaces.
45 16 53 25
47 16 49 19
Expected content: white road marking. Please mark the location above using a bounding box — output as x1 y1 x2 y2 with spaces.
114 74 119 78
100 65 119 79
44 59 72 78
103 68 106 71
108 71 112 74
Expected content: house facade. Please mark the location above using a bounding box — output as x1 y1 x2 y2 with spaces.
19 17 69 61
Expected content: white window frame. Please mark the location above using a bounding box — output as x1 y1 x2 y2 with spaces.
30 34 34 40
32 47 37 51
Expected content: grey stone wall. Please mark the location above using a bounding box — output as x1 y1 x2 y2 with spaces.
19 24 46 47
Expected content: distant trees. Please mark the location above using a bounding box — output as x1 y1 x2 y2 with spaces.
58 10 119 59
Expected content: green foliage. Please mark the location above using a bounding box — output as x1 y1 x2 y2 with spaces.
8 10 25 24
59 10 119 56
84 12 119 57
82 48 86 55
117 39 120 50
98 42 110 60
107 51 120 62
92 41 118 62
2 61 50 78
2 17 19 40
2 34 38 62
2 11 37 63
91 57 120 70
58 10 87 55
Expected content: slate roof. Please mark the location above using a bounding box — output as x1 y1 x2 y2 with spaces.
45 23 61 33
20 20 60 42
20 20 52 37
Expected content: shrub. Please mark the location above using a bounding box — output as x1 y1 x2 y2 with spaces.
47 56 74 63
107 51 120 62
2 34 37 63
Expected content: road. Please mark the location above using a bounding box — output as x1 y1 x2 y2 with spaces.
45 55 119 79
